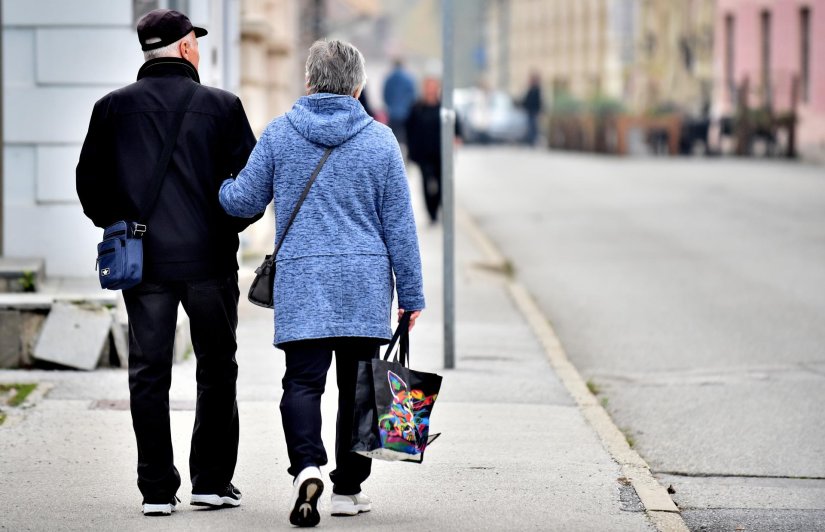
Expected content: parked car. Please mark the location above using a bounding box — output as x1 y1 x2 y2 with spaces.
454 88 528 144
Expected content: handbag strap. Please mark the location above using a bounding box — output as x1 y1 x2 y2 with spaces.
383 311 412 366
268 147 333 263
138 82 199 224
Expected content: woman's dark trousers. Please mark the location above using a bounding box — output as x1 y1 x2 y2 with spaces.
417 158 442 223
280 337 381 495
123 275 240 503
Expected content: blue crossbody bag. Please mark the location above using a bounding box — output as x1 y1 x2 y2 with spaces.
96 83 198 290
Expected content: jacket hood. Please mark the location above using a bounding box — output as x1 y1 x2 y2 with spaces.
286 94 373 147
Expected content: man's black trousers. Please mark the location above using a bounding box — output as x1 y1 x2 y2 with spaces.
123 274 240 503
280 337 381 495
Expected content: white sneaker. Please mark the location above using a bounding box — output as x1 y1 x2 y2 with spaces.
142 496 178 516
330 492 372 516
191 483 242 508
289 466 324 527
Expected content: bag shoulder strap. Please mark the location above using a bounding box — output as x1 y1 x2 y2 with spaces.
138 82 199 223
269 147 333 261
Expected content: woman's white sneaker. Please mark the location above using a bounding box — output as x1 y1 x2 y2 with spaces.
289 466 324 527
330 492 372 516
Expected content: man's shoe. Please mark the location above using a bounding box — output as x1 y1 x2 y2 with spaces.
142 496 179 516
191 483 242 508
289 466 324 527
330 492 372 516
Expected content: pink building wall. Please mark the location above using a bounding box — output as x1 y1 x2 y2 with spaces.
714 0 825 152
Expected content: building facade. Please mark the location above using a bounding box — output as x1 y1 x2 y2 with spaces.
487 0 714 114
239 0 299 135
713 0 825 157
488 0 632 103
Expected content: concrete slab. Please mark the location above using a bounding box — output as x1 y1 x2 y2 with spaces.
110 321 128 368
682 509 825 532
33 302 113 370
0 310 23 368
657 474 825 511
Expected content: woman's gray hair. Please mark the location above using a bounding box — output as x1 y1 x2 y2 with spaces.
305 39 367 96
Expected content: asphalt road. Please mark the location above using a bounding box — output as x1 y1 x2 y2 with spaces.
455 147 825 531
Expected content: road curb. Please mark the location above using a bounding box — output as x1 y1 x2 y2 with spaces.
458 208 688 532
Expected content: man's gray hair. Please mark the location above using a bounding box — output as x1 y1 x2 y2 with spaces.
143 32 195 61
305 39 367 96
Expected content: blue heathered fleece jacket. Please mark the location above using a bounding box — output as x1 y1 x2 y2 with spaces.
219 93 425 346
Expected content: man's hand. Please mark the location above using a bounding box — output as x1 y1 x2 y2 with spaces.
397 309 422 332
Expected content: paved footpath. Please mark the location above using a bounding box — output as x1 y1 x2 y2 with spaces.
1 171 665 531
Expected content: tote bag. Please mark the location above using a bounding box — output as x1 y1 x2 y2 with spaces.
351 312 442 463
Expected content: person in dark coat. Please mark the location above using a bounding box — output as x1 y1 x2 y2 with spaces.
76 9 261 517
405 77 461 223
522 71 543 146
358 84 374 117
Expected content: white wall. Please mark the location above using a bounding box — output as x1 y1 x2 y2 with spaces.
2 0 225 277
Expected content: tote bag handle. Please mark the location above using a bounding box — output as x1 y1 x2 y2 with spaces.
383 311 412 367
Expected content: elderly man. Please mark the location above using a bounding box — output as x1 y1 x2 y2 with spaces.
76 9 260 516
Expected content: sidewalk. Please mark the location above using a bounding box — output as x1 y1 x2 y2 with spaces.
1 171 658 531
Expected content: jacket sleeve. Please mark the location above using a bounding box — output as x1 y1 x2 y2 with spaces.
219 125 275 219
380 141 426 311
222 98 265 231
76 98 116 228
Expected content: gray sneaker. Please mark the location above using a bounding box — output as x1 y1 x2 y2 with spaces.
330 492 372 516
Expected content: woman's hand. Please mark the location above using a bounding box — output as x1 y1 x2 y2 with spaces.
397 309 422 332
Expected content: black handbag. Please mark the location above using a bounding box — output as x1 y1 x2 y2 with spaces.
248 147 333 308
351 312 442 463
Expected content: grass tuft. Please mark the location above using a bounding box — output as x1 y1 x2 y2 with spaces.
0 383 38 407
621 427 636 448
586 379 601 395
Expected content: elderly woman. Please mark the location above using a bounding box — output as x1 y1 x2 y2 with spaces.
219 40 425 527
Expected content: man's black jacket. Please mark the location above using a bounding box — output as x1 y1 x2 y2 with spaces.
76 57 261 281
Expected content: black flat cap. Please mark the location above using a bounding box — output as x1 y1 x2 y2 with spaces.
137 9 207 51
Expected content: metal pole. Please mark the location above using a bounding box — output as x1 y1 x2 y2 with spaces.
221 0 232 91
441 0 456 369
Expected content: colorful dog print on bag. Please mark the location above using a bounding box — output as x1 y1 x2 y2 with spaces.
377 371 438 456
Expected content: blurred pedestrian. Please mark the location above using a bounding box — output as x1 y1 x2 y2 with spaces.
76 9 260 517
382 59 416 145
522 71 543 146
358 84 374 117
219 39 425 528
406 77 462 223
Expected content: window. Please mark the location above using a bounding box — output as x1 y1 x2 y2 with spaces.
725 14 735 102
760 10 771 106
800 7 811 103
